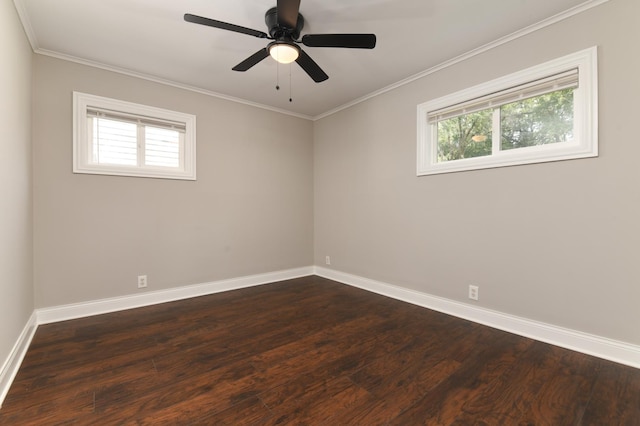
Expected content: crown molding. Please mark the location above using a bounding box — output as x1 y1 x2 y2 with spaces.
35 49 315 121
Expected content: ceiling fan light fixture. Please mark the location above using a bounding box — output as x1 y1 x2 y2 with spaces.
268 42 300 64
185 1 375 83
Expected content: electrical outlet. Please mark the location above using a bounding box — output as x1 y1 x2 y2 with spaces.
325 256 331 265
468 285 479 301
138 275 147 288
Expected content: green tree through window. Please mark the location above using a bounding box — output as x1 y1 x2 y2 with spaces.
437 110 492 162
436 89 574 162
501 88 574 150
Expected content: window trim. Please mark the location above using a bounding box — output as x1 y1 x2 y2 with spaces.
417 46 598 176
73 92 197 180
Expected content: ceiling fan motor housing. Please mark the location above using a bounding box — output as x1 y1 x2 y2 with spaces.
265 7 304 40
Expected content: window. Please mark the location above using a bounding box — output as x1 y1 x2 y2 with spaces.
73 92 196 180
417 47 597 175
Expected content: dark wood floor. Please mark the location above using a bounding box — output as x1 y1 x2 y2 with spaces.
1 276 639 425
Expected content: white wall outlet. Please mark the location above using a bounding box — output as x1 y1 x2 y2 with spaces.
468 285 479 301
325 256 331 265
138 275 148 288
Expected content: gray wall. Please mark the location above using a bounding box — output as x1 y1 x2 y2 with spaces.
314 0 640 345
0 1 34 368
33 56 314 308
8 0 639 360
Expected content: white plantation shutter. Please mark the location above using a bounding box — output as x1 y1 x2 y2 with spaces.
87 108 184 169
74 92 196 180
145 126 181 168
92 117 138 166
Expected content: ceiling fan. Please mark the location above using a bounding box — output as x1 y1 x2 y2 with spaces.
184 0 376 83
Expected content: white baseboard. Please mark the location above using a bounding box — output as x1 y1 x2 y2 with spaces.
37 266 314 324
314 266 640 369
0 311 38 408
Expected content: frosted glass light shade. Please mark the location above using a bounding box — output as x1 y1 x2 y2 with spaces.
269 43 299 64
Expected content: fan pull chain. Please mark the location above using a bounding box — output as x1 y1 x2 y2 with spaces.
275 60 280 91
289 63 293 102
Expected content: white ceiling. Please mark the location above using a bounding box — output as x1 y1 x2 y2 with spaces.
15 0 598 118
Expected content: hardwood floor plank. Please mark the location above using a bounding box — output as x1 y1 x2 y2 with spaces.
0 387 95 425
388 332 534 424
448 340 554 424
580 359 640 424
1 276 638 425
338 358 462 425
199 396 274 426
516 346 602 425
331 318 486 425
260 375 370 425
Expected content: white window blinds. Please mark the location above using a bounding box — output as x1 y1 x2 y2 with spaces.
427 68 579 122
86 107 187 133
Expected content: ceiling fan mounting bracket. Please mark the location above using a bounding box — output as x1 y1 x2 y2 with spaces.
265 7 304 40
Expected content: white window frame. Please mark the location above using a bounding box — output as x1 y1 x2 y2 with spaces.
417 47 598 176
73 92 196 180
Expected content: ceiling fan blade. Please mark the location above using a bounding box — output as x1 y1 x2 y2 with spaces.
276 0 301 29
232 48 270 72
301 34 376 49
295 49 328 83
184 13 268 39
